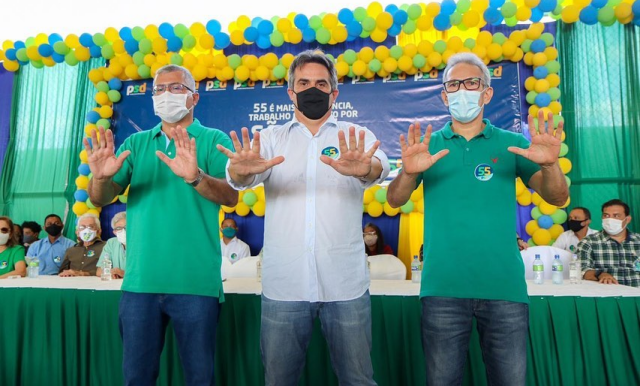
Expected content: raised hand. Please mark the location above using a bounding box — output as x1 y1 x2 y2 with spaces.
156 126 199 181
216 127 285 182
83 126 130 180
399 122 449 175
508 110 563 166
320 127 380 178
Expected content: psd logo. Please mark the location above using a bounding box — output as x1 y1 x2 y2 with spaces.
262 79 286 89
204 80 228 91
321 146 340 159
382 73 406 83
126 83 147 96
414 69 440 82
351 75 374 85
489 66 503 79
233 80 256 90
474 164 493 181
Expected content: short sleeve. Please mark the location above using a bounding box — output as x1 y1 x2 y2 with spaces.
577 239 593 271
11 246 25 267
112 137 134 188
514 135 540 185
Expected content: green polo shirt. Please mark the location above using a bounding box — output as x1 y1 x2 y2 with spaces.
113 119 232 298
414 119 539 304
0 245 25 276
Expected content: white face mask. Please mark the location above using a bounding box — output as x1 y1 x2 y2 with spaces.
116 230 126 245
602 218 626 236
152 92 193 123
0 233 9 245
364 234 378 247
447 89 484 123
79 229 97 243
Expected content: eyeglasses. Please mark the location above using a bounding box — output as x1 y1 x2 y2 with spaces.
0 227 9 234
443 77 484 93
152 83 194 95
77 225 97 231
113 226 126 233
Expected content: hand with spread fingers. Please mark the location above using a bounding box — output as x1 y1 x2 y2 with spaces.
217 127 285 183
508 110 563 167
399 122 449 176
156 126 199 181
320 127 380 178
82 126 131 180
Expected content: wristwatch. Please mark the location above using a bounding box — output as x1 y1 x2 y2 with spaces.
184 168 205 187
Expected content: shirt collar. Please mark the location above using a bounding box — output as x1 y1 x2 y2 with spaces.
151 119 204 139
441 119 494 139
289 114 339 133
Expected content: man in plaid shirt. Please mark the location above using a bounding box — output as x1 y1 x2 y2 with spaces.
578 199 640 287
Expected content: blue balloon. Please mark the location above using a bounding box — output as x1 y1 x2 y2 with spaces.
579 6 598 25
633 0 640 15
338 8 354 24
484 8 502 24
86 111 100 124
347 21 363 37
433 14 451 31
167 36 182 52
38 44 53 57
79 33 94 48
538 0 557 12
108 78 123 90
256 35 271 49
13 41 25 50
78 164 91 176
89 45 102 58
393 10 409 25
538 215 554 229
533 66 549 79
124 39 139 55
294 14 309 29
52 53 65 63
5 48 16 61
535 93 551 107
530 7 544 22
48 33 63 45
159 23 175 39
440 0 457 15
388 24 403 36
491 15 504 26
590 0 607 8
206 19 222 35
244 27 259 42
302 28 316 43
634 16 640 27
74 190 89 202
257 20 274 35
384 4 399 14
530 39 547 53
213 33 230 50
251 17 263 29
490 0 506 7
119 27 133 41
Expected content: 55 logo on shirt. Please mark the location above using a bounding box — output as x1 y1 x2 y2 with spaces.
322 146 340 160
474 164 494 181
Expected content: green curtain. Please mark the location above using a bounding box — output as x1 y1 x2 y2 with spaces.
0 59 102 237
557 23 640 230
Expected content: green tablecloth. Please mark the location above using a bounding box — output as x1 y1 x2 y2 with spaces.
1 289 639 386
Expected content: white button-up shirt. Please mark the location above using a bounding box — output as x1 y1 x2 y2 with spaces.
220 237 251 263
226 115 390 302
553 228 598 253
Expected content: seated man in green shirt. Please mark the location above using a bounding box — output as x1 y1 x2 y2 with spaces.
59 213 105 277
97 211 126 279
388 52 569 386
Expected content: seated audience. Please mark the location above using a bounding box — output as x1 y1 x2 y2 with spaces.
0 216 26 279
553 207 597 253
59 213 105 277
578 199 640 287
21 221 42 253
363 222 394 256
97 211 127 279
220 217 251 264
27 214 75 275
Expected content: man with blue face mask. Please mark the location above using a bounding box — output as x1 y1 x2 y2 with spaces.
220 217 250 264
387 52 569 386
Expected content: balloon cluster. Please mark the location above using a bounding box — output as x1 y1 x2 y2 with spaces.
222 186 266 217
3 1 640 72
363 185 423 217
522 189 570 246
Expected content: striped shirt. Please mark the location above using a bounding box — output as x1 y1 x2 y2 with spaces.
577 230 640 287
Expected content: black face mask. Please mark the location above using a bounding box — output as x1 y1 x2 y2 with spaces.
567 219 586 232
293 87 331 120
45 224 63 237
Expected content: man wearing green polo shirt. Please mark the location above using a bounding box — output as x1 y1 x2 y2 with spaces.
85 64 237 386
388 53 568 386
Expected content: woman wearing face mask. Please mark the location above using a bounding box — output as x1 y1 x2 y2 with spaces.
0 216 27 279
97 211 127 279
363 223 395 256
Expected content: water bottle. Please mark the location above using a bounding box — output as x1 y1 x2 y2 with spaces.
411 255 421 283
533 254 544 284
569 254 581 284
256 255 262 282
27 256 39 278
552 255 563 285
101 254 112 281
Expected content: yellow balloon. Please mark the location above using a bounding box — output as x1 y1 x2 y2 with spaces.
486 43 502 61
99 106 113 119
410 186 423 202
560 196 571 209
549 224 564 239
517 191 532 206
383 202 400 216
221 205 235 213
75 175 89 190
398 56 413 72
277 18 292 33
336 61 350 77
427 52 442 67
559 158 572 174
370 29 387 43
417 15 433 31
332 26 348 43
561 5 580 23
236 202 250 216
525 220 540 236
352 60 367 76
368 201 383 217
87 209 101 217
532 53 548 67
84 124 97 137
539 201 557 215
516 6 532 21
323 13 339 29
2 60 19 72
230 30 245 46
383 57 398 73
252 200 266 216
502 41 517 58
288 29 303 44
534 79 550 93
531 191 543 206
375 46 390 61
463 10 480 28
532 229 552 246
476 31 493 47
72 202 89 216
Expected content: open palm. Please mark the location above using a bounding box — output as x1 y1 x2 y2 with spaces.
82 126 130 180
320 127 379 177
217 127 284 179
400 123 449 175
508 110 562 166
156 126 199 181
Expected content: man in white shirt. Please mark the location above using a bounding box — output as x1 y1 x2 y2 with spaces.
218 50 389 386
553 207 597 252
220 217 250 263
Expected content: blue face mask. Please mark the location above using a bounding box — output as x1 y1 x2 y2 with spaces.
222 227 237 238
446 89 484 123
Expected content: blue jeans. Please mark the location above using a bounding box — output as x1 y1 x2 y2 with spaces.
119 291 220 386
421 297 528 386
261 291 377 386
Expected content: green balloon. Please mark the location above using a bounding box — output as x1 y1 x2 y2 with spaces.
368 58 382 72
273 64 287 79
359 30 371 39
526 91 538 105
101 45 115 59
457 0 472 12
16 48 28 62
137 64 151 79
402 20 417 34
270 16 280 25
436 63 446 70
96 118 111 130
528 238 537 247
505 17 518 27
565 176 571 188
493 33 507 45
374 189 387 203
228 54 242 69
607 0 622 6
413 54 426 69
597 6 616 24
139 38 153 54
119 195 128 204
270 31 284 47
552 4 563 15
362 17 376 32
93 33 107 47
400 201 414 214
174 24 189 39
86 199 96 209
182 35 196 50
521 39 533 53
309 15 322 30
132 51 145 66
551 209 568 224
407 4 423 19
343 49 357 64
347 68 355 79
53 41 70 55
243 191 258 206
559 143 569 157
545 60 560 74
390 45 404 59
553 114 564 127
501 2 518 18
132 26 146 41
170 53 183 65
96 81 109 93
107 90 121 103
30 60 44 69
65 52 79 66
25 37 36 47
540 33 555 47
450 12 463 26
316 28 331 44
433 40 447 54
531 207 542 220
353 7 368 22
464 38 476 49
548 87 561 101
